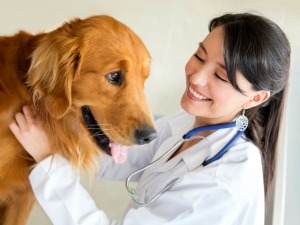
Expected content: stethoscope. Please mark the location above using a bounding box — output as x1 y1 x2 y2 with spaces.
126 119 247 206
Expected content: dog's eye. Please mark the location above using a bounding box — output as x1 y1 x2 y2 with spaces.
106 71 123 86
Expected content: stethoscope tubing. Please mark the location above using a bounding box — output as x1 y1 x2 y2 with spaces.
183 121 236 139
202 130 244 166
126 121 244 206
125 139 184 202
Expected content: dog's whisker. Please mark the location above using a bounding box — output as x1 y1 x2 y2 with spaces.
86 123 111 126
93 131 107 136
88 128 111 133
86 126 111 130
17 153 35 161
87 128 102 131
88 123 111 126
93 130 111 136
86 126 109 130
93 134 108 137
87 126 111 129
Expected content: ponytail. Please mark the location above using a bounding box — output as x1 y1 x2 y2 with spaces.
245 88 287 195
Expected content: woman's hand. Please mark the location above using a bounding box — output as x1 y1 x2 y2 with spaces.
9 105 51 162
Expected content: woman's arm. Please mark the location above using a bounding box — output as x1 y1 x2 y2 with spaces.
9 106 246 225
29 153 242 225
30 154 117 225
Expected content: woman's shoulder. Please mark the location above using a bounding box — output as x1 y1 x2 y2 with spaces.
225 137 262 164
216 139 264 200
205 127 263 174
182 137 264 200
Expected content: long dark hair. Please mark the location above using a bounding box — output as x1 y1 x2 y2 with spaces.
209 13 290 196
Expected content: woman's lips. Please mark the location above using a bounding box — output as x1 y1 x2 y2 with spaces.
187 85 211 101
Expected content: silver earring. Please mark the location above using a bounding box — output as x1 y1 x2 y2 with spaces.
236 109 248 131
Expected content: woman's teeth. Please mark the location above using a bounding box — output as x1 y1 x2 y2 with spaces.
189 86 210 100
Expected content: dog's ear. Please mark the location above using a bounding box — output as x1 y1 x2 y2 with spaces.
27 19 84 118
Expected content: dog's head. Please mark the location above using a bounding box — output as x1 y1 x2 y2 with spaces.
27 15 157 161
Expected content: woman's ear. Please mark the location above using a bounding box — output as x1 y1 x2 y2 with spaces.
244 90 271 109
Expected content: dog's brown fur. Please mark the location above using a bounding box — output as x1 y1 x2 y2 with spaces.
0 15 155 225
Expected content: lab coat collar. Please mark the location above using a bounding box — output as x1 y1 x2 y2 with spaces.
154 111 240 172
151 133 209 173
152 112 204 173
149 113 194 172
150 133 185 173
182 126 238 171
182 139 210 171
167 111 195 136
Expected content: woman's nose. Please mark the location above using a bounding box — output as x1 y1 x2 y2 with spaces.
190 70 209 87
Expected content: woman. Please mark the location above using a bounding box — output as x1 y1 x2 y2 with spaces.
10 13 290 225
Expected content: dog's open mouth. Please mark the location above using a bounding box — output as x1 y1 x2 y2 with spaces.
81 105 128 164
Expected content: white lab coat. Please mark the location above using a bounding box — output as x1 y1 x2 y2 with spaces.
29 111 265 225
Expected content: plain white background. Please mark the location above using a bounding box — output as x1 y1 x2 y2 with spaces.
0 0 299 224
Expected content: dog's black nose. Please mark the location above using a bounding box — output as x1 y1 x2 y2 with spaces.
134 128 157 145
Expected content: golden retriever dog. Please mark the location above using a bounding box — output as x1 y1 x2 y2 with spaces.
0 15 157 225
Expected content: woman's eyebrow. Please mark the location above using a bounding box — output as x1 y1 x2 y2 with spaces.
199 42 226 70
218 62 226 70
199 42 207 54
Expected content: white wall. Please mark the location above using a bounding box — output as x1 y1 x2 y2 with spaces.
0 0 299 224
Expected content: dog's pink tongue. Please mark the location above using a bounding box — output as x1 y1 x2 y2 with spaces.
111 142 128 164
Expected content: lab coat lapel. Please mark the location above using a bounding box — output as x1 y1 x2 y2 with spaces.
182 140 210 171
154 136 210 173
181 126 239 171
149 113 195 172
148 134 183 173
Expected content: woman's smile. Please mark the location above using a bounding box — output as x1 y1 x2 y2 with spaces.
187 85 211 101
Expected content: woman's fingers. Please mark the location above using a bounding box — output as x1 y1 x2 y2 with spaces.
8 120 20 135
22 105 36 123
11 105 37 132
9 114 26 148
14 111 27 131
9 105 35 140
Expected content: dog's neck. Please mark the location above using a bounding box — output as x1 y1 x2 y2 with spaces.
0 31 45 103
0 31 44 82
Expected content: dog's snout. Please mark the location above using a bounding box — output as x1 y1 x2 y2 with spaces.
134 128 157 145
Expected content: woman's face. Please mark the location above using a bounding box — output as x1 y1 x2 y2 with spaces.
181 26 258 125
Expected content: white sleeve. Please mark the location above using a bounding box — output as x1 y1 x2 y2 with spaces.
29 154 244 225
30 155 118 225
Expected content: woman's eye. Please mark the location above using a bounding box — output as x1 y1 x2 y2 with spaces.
106 71 123 85
194 54 204 62
214 73 228 82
